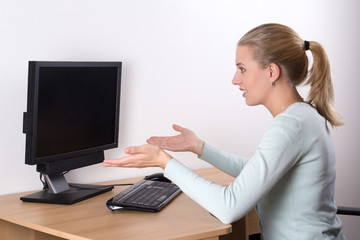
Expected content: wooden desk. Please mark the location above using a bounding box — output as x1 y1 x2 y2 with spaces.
0 168 259 240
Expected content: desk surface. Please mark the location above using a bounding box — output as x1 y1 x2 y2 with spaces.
0 168 236 240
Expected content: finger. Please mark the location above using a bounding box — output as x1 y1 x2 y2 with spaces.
172 124 184 133
103 158 127 167
146 138 159 145
103 161 136 168
103 155 143 168
103 156 133 165
147 137 169 146
124 144 148 154
147 136 163 144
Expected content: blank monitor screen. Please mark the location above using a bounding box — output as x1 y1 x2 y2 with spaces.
36 67 118 158
24 61 122 166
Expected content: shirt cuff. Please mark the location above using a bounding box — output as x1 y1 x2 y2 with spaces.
198 142 213 160
164 158 199 187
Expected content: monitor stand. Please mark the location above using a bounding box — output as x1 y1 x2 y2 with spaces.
20 173 113 205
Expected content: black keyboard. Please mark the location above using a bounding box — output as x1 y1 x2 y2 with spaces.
106 180 181 212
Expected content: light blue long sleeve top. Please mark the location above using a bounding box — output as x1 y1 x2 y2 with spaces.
164 102 345 239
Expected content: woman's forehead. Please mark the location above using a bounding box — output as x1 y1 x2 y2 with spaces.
235 46 256 65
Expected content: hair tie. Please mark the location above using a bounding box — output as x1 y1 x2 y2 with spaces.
304 40 310 51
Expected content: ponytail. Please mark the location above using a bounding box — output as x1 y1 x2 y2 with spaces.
238 23 343 128
305 41 343 127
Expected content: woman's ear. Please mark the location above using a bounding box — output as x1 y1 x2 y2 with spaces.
268 63 281 84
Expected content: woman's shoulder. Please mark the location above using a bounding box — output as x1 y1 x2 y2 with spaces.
272 102 327 136
276 102 320 124
271 103 305 128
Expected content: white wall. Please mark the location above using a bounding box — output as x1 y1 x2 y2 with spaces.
1 0 359 238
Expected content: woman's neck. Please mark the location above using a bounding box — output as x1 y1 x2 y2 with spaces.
265 85 304 118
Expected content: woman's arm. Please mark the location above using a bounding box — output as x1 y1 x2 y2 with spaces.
165 116 302 224
199 143 249 177
104 117 302 224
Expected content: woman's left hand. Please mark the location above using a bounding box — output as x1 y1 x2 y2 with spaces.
103 144 173 169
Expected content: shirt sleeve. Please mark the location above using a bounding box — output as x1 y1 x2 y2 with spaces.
199 143 249 177
164 114 303 224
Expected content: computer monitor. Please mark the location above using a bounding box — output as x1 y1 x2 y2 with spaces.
21 61 122 204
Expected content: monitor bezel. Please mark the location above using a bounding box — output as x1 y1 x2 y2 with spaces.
23 61 122 167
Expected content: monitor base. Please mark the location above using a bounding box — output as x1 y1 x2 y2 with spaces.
20 184 113 205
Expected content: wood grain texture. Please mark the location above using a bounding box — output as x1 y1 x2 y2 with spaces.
0 168 260 240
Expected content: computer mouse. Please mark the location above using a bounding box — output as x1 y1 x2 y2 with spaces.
144 173 172 183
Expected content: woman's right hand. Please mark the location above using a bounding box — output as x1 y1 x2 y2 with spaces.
146 124 204 156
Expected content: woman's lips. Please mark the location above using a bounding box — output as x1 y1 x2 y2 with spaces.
240 88 247 97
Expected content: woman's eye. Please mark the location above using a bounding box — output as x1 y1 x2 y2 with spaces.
239 67 246 73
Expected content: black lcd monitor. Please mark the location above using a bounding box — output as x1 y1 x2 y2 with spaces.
21 61 122 204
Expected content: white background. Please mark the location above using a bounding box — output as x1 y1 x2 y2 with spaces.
0 0 359 238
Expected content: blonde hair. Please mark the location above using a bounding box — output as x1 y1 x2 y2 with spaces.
238 23 343 127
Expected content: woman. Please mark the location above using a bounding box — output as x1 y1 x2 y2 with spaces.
103 23 346 239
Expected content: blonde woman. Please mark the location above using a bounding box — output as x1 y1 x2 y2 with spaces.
104 23 345 239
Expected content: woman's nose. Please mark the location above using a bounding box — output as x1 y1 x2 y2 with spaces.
232 71 241 85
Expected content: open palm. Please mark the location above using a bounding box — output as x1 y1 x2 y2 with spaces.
146 124 204 155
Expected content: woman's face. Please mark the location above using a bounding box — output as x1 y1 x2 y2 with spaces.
232 46 272 106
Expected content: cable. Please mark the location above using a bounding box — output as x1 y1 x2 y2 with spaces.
39 173 48 190
111 183 134 187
